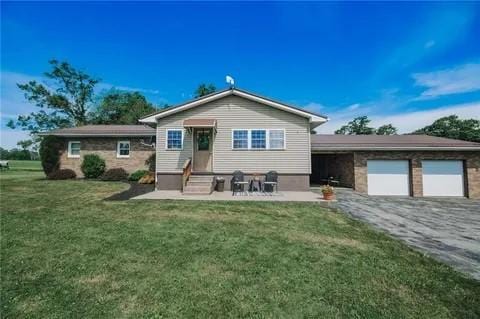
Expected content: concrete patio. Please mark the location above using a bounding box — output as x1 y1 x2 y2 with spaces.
132 190 334 203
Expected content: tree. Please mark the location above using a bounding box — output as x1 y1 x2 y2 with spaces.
194 83 216 98
0 148 10 160
413 115 480 142
17 139 33 151
335 116 398 135
8 60 99 134
90 90 157 125
376 124 398 135
16 140 34 160
335 116 376 135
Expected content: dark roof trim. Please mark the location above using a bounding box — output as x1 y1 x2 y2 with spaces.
37 125 155 137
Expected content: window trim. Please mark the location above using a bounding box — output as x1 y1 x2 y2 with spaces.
165 129 184 150
117 140 131 158
231 129 286 150
67 141 81 158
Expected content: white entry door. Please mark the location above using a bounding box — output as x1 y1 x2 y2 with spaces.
422 160 464 197
367 160 410 196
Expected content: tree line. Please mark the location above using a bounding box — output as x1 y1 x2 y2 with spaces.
333 115 479 142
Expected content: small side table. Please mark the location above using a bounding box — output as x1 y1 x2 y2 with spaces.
250 179 262 192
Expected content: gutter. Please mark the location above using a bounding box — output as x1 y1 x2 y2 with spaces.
37 133 155 137
311 146 480 151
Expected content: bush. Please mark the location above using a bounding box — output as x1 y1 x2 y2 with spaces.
138 172 155 184
39 135 63 175
128 170 149 181
100 168 128 181
145 153 155 172
81 154 106 178
47 169 77 180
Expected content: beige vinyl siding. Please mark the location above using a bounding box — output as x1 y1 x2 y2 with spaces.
156 95 311 174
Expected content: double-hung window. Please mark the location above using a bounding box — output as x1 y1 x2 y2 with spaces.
117 141 130 158
269 129 285 149
166 129 183 150
68 141 81 158
251 130 267 149
232 130 248 149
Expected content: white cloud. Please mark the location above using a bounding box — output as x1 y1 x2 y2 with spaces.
412 63 480 99
96 82 161 95
316 101 480 134
347 103 360 111
424 40 436 49
303 102 325 112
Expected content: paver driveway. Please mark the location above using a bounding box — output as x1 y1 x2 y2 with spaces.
332 189 480 280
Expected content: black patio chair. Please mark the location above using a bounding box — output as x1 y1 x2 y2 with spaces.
231 170 248 195
263 171 278 193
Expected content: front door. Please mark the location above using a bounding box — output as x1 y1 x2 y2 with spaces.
193 128 213 172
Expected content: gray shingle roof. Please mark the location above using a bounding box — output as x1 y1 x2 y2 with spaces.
39 125 155 137
311 134 480 150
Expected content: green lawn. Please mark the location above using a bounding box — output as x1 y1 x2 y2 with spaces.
1 170 479 318
2 160 42 171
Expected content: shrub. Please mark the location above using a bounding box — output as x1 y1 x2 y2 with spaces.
39 135 63 175
145 153 155 172
128 169 149 181
100 168 128 181
81 154 106 178
138 172 155 184
47 169 77 180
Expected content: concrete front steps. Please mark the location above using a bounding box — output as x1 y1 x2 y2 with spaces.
183 175 214 195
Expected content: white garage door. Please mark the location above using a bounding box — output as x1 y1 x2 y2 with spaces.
422 160 464 197
367 160 410 196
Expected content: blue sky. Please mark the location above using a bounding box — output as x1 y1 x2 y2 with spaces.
1 1 480 148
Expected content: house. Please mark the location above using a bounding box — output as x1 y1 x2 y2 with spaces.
44 87 480 198
43 125 156 174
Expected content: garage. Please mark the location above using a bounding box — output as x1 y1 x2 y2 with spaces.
367 160 410 196
422 160 464 197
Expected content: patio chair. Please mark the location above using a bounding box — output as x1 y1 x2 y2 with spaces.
263 171 278 193
231 170 248 195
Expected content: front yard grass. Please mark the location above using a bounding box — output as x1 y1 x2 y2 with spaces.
1 170 479 318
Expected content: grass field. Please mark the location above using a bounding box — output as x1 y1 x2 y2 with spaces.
2 160 42 171
1 169 479 318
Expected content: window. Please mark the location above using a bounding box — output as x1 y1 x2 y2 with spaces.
166 129 183 150
232 130 248 149
232 129 286 150
251 130 266 149
117 141 130 158
68 141 81 158
269 129 285 149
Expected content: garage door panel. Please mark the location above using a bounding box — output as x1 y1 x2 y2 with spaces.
422 160 464 197
367 160 410 196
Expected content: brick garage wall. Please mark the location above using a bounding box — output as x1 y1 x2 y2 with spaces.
353 151 480 199
59 137 154 177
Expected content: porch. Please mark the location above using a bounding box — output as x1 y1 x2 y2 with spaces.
132 190 334 204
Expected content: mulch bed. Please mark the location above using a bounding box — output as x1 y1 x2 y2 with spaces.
104 182 155 201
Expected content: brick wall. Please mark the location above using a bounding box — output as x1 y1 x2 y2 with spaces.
59 137 154 177
353 151 480 199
